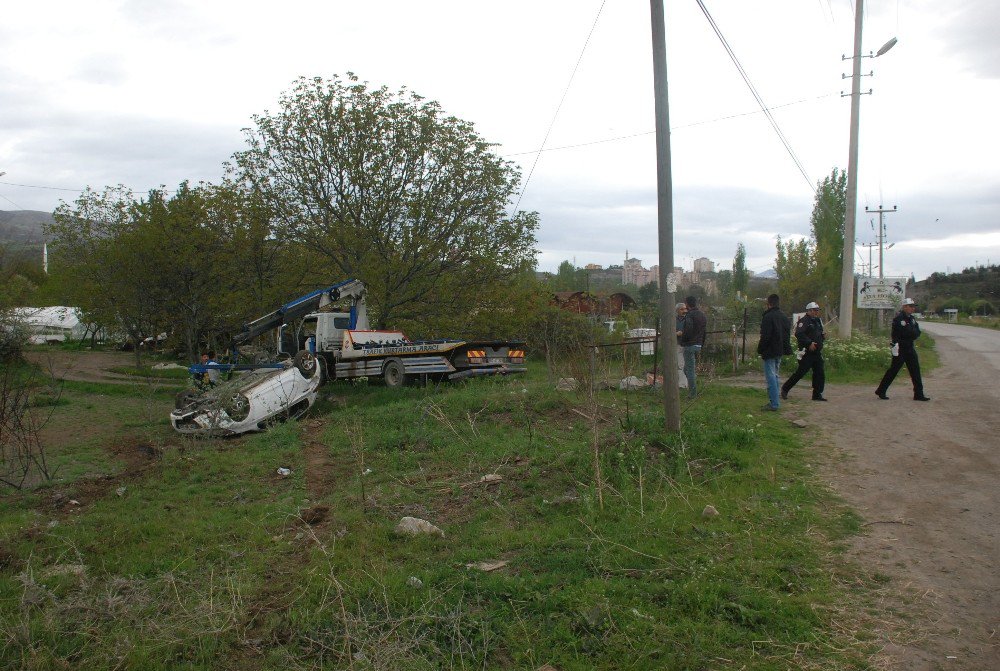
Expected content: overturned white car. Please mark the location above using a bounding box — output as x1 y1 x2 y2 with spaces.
170 351 321 435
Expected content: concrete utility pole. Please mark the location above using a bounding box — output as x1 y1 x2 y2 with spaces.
650 0 680 432
837 0 897 338
837 0 865 338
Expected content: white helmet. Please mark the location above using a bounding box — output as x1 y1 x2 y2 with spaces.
805 302 820 310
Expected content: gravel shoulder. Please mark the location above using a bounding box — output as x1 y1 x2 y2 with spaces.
785 322 999 670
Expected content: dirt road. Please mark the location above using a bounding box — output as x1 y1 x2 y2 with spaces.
791 321 999 669
23 349 182 385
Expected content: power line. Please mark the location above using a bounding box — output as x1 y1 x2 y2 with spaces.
510 0 608 215
695 0 816 193
503 92 837 158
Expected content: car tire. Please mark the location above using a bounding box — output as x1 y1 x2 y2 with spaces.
383 358 406 389
294 350 318 378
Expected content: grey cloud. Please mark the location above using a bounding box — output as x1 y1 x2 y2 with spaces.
73 55 129 87
1 111 241 211
907 0 1000 79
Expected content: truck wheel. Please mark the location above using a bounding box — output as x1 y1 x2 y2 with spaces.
383 359 406 388
294 350 318 378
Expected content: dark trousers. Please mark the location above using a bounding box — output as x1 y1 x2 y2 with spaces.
876 347 923 398
782 351 825 397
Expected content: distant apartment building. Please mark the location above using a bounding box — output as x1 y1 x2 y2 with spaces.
692 257 715 273
623 256 658 287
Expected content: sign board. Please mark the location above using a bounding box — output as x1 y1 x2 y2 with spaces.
857 276 907 309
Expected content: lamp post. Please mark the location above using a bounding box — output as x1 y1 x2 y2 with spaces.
837 0 896 338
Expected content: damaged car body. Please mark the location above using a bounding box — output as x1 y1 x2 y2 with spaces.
171 351 321 436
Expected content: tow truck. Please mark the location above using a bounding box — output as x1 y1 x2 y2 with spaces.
172 279 525 434
226 278 524 387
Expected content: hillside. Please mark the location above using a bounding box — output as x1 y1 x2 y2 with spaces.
911 264 999 313
0 209 52 245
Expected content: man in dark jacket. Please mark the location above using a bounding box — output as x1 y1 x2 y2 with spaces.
875 298 929 401
679 295 707 398
781 301 827 401
757 294 792 411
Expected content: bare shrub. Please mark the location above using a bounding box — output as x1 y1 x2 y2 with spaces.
0 361 58 489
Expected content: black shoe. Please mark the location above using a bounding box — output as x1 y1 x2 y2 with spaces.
812 396 828 401
914 396 930 401
780 389 788 400
760 404 778 412
875 391 889 400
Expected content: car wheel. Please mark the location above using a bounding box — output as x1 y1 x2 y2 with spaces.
383 359 406 389
224 393 251 422
294 350 318 378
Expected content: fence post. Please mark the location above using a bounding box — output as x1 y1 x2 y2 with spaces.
741 307 748 363
652 317 660 383
731 324 738 371
589 346 597 396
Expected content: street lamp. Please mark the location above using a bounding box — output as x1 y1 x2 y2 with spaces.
837 0 897 338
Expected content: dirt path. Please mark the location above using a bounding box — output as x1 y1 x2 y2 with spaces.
23 349 179 385
779 322 999 669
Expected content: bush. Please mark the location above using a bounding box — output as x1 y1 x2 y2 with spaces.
0 312 30 362
821 332 889 372
969 299 996 316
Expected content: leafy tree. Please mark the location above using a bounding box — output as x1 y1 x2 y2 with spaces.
636 282 659 307
715 270 733 300
549 260 587 292
809 168 846 309
48 186 169 365
732 243 749 295
774 168 847 315
775 236 813 312
231 74 538 333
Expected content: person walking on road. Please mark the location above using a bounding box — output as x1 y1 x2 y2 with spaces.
757 294 792 411
679 295 707 398
781 301 827 401
875 297 930 401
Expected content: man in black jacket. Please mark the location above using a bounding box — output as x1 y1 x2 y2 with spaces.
875 298 929 401
757 294 792 410
781 301 827 401
680 295 707 398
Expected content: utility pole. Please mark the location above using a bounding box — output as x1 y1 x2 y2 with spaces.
866 204 897 279
860 242 878 277
837 0 896 338
650 0 680 432
837 0 865 338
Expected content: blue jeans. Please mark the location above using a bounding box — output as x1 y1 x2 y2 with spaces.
763 357 781 408
682 345 701 397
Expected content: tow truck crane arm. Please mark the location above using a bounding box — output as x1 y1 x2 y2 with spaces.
231 278 368 347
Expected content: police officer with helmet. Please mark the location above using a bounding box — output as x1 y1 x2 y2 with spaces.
781 301 827 401
875 297 930 401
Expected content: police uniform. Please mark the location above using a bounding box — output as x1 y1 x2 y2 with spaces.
781 310 825 400
875 306 927 400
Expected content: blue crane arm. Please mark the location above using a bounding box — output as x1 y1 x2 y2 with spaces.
231 278 365 346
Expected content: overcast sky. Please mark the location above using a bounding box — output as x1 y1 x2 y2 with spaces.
2 0 998 280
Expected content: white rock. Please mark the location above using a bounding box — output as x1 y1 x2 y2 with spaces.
619 375 648 390
556 378 578 391
702 504 720 518
395 516 445 538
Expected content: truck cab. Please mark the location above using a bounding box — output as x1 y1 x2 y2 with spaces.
278 311 353 361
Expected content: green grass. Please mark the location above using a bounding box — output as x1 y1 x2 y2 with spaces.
0 366 880 670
